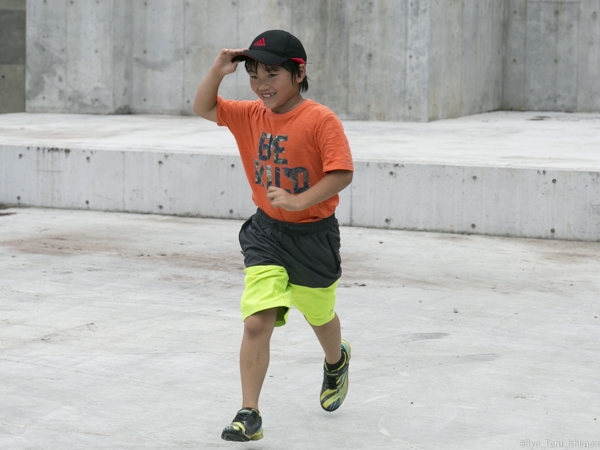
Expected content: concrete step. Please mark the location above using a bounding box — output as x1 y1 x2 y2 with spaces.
1 111 599 241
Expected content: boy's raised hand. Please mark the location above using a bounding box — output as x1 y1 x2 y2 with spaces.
211 48 249 77
194 48 248 122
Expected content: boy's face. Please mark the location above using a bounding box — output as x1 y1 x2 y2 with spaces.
247 63 306 114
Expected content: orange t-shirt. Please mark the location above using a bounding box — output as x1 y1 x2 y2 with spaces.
217 97 354 223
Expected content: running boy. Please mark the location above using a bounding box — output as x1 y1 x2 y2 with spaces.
193 29 354 442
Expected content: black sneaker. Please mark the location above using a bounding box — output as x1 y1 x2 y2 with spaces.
320 340 351 411
221 408 263 442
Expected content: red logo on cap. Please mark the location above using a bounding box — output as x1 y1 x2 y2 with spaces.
253 38 266 47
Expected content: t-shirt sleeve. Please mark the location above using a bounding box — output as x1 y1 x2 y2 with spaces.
216 96 250 130
316 113 354 173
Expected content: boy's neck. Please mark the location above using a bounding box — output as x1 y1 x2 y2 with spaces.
269 94 305 114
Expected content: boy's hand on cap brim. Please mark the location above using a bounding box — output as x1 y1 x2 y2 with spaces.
211 48 249 77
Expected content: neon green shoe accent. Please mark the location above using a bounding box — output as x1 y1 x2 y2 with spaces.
320 340 351 411
221 408 263 442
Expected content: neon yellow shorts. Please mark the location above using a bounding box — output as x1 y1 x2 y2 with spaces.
241 265 337 327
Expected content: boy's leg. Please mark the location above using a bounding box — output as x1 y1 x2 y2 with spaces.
222 307 278 442
240 307 278 410
310 312 342 365
309 312 351 412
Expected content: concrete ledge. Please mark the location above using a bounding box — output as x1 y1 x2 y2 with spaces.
1 112 599 241
0 145 254 220
353 162 600 241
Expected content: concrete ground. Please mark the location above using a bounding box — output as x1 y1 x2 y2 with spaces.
1 206 599 449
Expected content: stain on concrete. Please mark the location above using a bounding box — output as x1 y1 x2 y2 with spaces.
2 232 244 274
26 42 65 102
114 105 131 114
460 353 501 362
39 322 98 344
36 147 71 156
134 48 185 72
404 333 449 341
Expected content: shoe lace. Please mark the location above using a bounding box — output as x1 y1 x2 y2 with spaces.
233 409 255 423
325 371 339 389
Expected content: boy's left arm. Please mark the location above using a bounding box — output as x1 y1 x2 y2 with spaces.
266 170 353 212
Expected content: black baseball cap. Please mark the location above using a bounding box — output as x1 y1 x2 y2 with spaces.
232 30 307 66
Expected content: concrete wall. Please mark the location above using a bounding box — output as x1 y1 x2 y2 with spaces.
503 0 600 112
427 0 505 120
24 0 506 121
22 0 600 120
2 143 598 241
351 161 600 242
0 0 26 114
25 0 132 114
0 145 255 220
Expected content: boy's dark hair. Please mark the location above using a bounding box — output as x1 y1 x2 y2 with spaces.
244 59 309 93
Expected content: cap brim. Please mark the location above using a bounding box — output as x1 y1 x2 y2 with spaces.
232 49 288 66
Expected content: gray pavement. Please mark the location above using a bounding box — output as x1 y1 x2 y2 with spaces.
1 206 599 449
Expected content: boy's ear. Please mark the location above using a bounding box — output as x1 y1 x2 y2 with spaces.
297 64 307 83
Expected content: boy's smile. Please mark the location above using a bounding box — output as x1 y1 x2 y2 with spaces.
249 64 305 114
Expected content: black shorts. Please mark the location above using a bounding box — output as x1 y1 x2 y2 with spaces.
239 208 342 289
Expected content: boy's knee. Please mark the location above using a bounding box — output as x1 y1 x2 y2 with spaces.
243 308 278 336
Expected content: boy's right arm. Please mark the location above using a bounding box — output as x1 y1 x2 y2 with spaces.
193 48 248 123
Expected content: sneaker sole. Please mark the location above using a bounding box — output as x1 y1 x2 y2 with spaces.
221 428 264 442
